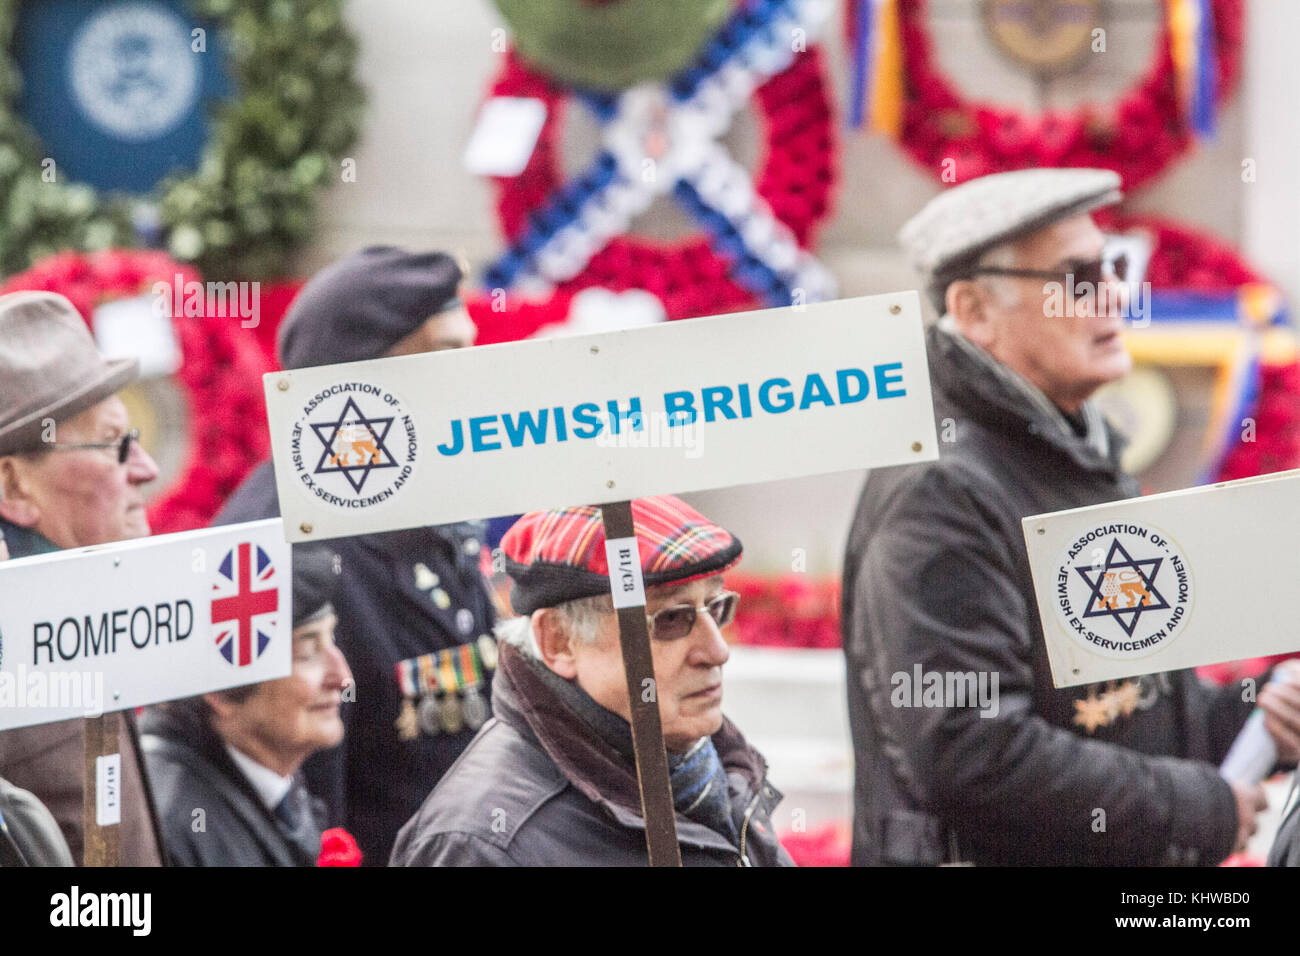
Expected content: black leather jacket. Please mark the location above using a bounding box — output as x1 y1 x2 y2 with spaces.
842 323 1253 866
390 640 794 867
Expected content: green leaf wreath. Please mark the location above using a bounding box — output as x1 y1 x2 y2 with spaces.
0 0 363 279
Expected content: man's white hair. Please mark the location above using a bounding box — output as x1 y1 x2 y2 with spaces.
972 242 1024 309
494 593 614 660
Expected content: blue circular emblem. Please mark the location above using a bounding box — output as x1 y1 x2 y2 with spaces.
289 381 421 512
14 0 231 193
67 2 199 142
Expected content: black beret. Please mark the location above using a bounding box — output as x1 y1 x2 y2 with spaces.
277 246 464 370
292 544 340 628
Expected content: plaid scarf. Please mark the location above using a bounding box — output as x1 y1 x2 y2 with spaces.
666 736 737 843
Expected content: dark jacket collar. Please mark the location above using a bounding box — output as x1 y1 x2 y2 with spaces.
926 322 1130 477
358 522 479 565
142 701 270 810
491 640 770 839
0 517 59 560
140 701 320 866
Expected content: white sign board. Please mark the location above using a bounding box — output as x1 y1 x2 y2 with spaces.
462 97 548 177
264 293 938 543
0 520 291 730
1022 469 1300 688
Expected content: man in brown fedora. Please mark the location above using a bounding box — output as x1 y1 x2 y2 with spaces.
0 290 165 865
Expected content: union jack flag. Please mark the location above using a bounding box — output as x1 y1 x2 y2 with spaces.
211 542 279 667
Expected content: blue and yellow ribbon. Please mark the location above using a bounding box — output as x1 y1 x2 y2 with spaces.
848 0 903 137
1166 0 1218 139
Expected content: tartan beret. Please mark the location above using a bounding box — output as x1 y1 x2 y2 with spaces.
899 168 1122 312
502 495 743 616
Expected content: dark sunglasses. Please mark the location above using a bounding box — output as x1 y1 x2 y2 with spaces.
44 428 140 465
644 590 739 641
968 252 1129 298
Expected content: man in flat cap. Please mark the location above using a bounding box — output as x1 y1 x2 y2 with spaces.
842 168 1300 865
215 246 499 865
391 495 793 866
0 290 165 865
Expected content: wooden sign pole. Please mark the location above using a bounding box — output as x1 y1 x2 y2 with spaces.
82 712 120 867
601 500 682 867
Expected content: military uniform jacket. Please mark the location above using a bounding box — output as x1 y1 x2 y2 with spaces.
841 324 1254 866
214 461 497 865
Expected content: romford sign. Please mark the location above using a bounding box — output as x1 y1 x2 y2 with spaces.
1022 469 1300 688
264 293 938 542
0 519 291 730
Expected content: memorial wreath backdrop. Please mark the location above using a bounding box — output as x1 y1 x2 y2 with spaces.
0 248 276 534
865 0 1245 190
3 2 1292 662
475 0 839 327
0 0 362 280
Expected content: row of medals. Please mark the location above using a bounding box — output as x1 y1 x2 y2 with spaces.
396 634 498 740
414 684 490 737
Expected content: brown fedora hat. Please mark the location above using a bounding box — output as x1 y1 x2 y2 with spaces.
0 291 139 456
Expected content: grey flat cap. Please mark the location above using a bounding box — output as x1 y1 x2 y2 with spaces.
899 168 1122 311
0 292 138 456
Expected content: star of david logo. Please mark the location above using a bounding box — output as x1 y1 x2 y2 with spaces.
1073 539 1170 637
310 397 398 493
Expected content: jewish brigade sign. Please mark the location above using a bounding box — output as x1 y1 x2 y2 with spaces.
265 291 936 866
264 293 939 543
0 519 291 731
1023 470 1300 688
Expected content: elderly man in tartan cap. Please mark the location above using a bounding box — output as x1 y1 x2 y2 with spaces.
391 495 794 867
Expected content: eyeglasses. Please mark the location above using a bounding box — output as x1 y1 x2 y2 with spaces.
643 590 740 641
44 429 140 465
967 251 1129 298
